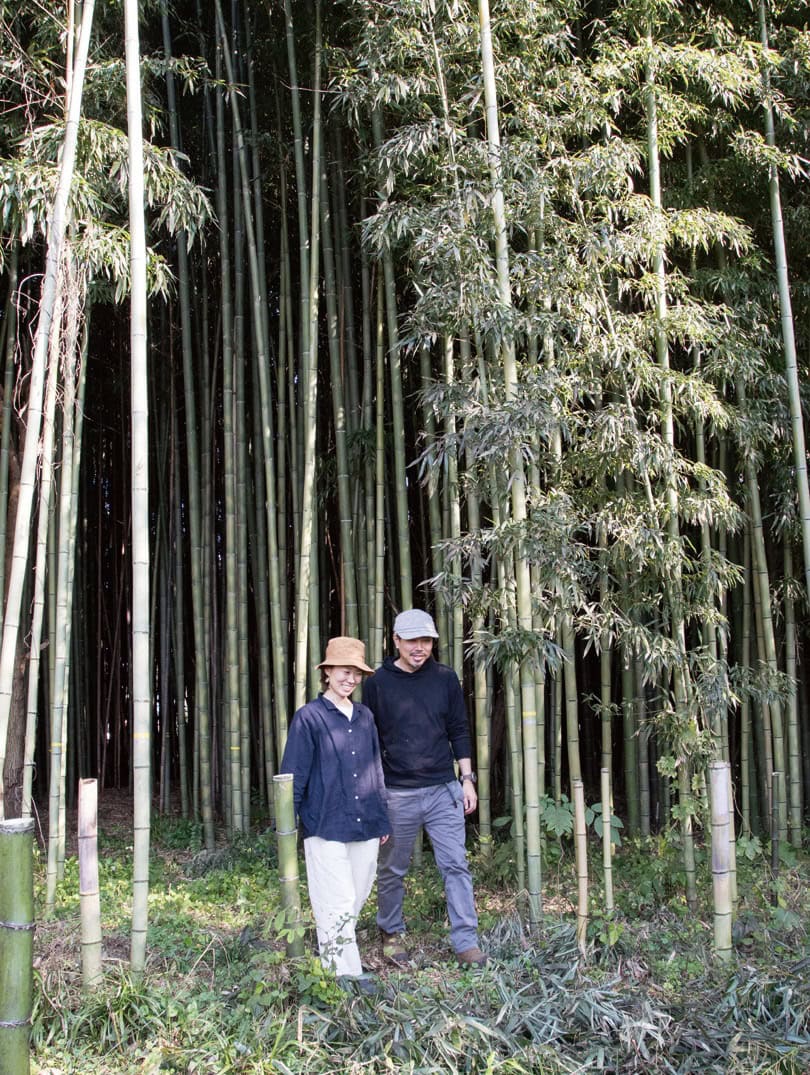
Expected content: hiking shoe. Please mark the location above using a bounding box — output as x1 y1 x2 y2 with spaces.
380 930 411 966
457 946 487 968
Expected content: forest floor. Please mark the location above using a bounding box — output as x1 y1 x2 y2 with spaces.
28 793 810 1074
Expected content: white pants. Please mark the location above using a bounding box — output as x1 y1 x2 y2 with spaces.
303 835 380 977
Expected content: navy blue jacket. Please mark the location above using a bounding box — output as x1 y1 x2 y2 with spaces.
280 694 390 842
362 656 472 789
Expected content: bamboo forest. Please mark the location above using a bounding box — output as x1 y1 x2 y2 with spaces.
0 0 809 1072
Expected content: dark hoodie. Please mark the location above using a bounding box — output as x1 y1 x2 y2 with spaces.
362 656 472 788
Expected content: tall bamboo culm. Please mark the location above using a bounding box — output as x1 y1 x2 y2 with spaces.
124 0 152 975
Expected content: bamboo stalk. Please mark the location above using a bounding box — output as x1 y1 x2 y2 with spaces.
273 774 304 958
0 0 95 821
783 542 802 846
709 762 733 962
601 768 614 914
78 778 103 989
0 250 18 612
478 0 540 926
125 0 152 975
572 779 588 958
758 0 810 601
0 816 34 1075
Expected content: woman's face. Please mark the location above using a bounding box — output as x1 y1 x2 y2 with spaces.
323 665 363 701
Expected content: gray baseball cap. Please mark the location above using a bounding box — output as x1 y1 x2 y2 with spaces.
393 608 439 639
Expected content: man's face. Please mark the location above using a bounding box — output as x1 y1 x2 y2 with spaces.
393 633 434 673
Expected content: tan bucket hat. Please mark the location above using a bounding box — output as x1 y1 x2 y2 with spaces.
316 636 374 674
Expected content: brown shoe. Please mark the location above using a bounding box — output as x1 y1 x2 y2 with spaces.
457 946 487 968
380 930 411 966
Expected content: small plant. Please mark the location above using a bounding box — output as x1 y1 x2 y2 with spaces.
540 794 574 839
150 813 203 852
588 908 626 950
585 801 624 845
70 970 184 1049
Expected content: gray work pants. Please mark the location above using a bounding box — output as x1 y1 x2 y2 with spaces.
376 781 479 954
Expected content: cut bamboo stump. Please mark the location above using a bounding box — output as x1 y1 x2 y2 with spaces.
709 761 733 962
79 778 103 989
0 817 34 1075
273 774 304 957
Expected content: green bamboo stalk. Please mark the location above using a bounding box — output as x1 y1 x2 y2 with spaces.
478 0 540 926
419 345 446 642
0 0 95 819
0 249 18 615
276 163 292 644
293 0 323 712
635 658 651 838
321 164 359 636
214 29 242 834
465 422 491 855
744 437 787 840
332 130 361 440
770 770 781 900
740 530 752 837
171 436 189 819
443 337 463 678
553 658 562 806
572 779 588 958
230 80 252 831
249 353 275 810
783 542 802 846
273 774 304 958
561 614 581 785
0 816 34 1074
747 509 775 826
371 106 412 611
46 282 77 907
503 670 525 894
645 42 696 907
600 768 614 914
758 1 810 601
360 210 376 646
217 0 288 767
282 0 311 371
599 543 613 783
371 281 386 669
21 314 58 819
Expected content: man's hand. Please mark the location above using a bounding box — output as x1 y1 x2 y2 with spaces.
462 783 477 814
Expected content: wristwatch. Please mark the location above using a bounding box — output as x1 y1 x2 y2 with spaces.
460 772 477 784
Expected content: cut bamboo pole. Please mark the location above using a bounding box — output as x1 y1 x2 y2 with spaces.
273 774 303 957
770 770 781 906
572 779 588 958
0 816 34 1075
709 762 732 962
78 778 103 989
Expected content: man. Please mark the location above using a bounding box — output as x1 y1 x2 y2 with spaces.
362 608 486 968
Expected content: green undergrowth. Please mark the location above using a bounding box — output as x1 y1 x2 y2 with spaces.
30 818 810 1075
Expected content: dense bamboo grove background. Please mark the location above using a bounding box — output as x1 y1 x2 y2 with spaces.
0 0 808 927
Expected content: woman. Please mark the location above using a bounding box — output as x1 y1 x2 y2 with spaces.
280 636 390 986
